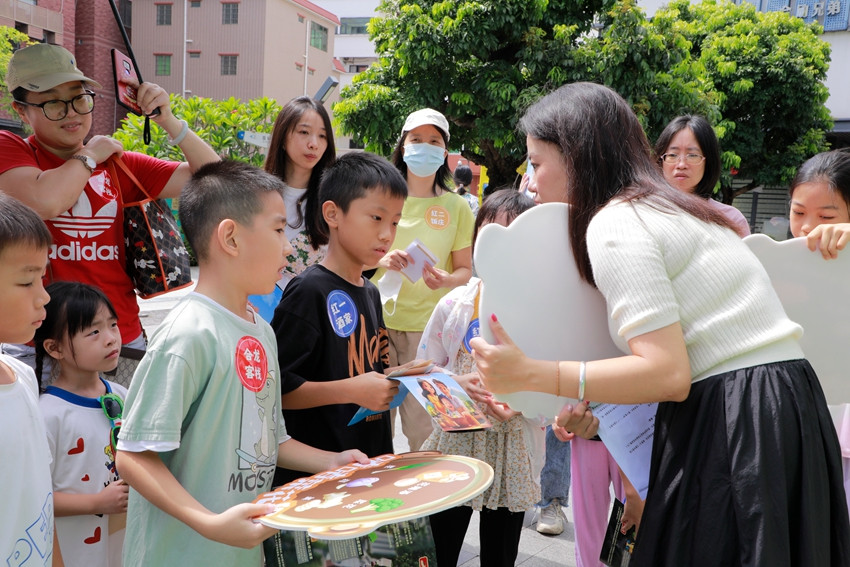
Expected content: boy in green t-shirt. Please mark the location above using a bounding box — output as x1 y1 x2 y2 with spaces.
116 161 368 566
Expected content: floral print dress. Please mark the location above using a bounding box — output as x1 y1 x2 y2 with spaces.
419 278 542 512
281 186 326 285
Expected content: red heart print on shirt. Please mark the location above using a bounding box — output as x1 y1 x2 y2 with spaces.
84 527 101 544
68 437 84 455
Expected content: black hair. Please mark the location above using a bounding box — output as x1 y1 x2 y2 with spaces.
519 82 734 286
790 149 850 208
316 151 407 241
264 96 336 248
179 160 286 261
390 121 452 195
33 281 117 392
12 87 29 103
453 164 473 195
472 188 534 250
653 115 721 199
0 192 52 257
418 378 437 397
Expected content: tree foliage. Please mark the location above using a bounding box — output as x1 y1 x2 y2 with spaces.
114 95 280 166
654 0 832 198
0 27 33 118
334 0 831 197
335 0 613 186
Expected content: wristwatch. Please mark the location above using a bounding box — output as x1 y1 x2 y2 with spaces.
70 154 96 174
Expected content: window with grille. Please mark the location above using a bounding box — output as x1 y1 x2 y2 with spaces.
221 55 237 75
222 3 238 24
155 55 172 76
156 4 172 26
310 22 328 51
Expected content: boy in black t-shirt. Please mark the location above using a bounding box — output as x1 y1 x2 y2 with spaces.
272 152 407 485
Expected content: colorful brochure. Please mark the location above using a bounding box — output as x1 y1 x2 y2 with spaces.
349 370 491 432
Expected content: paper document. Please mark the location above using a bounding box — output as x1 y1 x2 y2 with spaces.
593 402 657 499
400 238 439 283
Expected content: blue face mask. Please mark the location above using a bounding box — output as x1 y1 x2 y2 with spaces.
403 143 446 177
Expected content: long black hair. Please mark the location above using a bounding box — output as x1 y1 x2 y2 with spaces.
653 115 721 199
264 96 336 248
453 164 473 195
519 82 734 286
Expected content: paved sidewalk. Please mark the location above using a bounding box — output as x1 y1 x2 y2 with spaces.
137 273 579 566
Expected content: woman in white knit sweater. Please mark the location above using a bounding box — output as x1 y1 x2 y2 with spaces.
470 82 850 567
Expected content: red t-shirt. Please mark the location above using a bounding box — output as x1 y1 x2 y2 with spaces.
0 131 180 341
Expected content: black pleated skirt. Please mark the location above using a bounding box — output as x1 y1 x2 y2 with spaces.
632 359 850 567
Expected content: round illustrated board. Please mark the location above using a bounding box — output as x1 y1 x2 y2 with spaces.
474 202 624 419
253 452 494 539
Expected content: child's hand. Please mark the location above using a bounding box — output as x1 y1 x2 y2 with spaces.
97 479 129 514
551 423 575 443
202 503 279 548
352 372 399 411
332 449 370 468
805 222 850 259
483 399 520 422
378 249 411 272
453 372 488 402
554 401 599 439
621 477 644 535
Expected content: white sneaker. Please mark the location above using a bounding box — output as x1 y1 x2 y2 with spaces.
536 501 566 535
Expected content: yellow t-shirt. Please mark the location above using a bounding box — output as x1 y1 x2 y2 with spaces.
373 191 475 331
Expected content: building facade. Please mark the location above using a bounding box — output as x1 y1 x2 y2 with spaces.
129 0 340 107
313 0 380 150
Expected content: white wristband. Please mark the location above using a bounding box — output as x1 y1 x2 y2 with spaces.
167 119 189 146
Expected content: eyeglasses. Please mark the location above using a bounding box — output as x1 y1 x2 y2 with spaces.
14 91 96 121
661 152 706 166
99 393 124 453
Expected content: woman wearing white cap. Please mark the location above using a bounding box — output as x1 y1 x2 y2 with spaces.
373 108 475 452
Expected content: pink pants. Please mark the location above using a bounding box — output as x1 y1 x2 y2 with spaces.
571 436 624 567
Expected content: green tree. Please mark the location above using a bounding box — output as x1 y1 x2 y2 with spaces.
335 0 831 197
334 0 613 186
653 0 832 200
114 95 280 166
0 26 33 118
